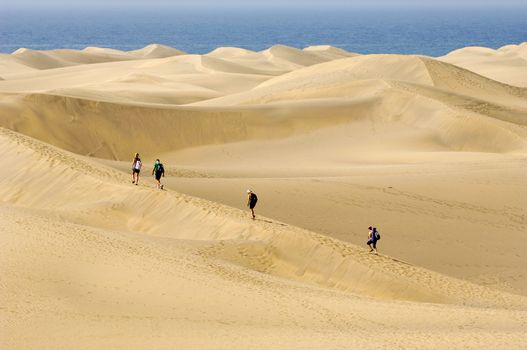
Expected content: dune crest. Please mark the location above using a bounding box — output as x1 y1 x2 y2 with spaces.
0 44 186 76
128 43 186 58
0 45 526 157
440 42 527 87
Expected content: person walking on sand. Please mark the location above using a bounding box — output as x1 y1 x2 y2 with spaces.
131 153 142 185
247 189 258 220
152 159 165 190
367 226 380 253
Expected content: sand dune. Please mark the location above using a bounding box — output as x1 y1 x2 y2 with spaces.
1 127 526 349
2 127 522 306
128 43 186 58
11 47 133 69
0 44 186 79
1 43 527 349
0 44 351 105
0 53 40 75
440 42 527 87
304 45 359 60
206 54 526 107
261 44 331 68
4 50 525 158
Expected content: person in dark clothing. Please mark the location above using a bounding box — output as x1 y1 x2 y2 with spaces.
367 226 378 253
152 159 165 189
247 189 258 220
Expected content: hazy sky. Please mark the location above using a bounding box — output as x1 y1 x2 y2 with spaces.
4 0 527 7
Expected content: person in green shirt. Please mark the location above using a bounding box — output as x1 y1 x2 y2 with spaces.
152 159 165 189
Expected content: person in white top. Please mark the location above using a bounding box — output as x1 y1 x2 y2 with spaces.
131 153 142 185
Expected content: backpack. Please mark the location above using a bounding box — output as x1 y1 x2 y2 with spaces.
158 163 164 173
251 193 258 204
375 231 380 240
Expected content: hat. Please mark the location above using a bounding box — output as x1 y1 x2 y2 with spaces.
247 189 252 193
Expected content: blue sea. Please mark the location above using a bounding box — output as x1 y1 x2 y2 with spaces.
1 5 526 56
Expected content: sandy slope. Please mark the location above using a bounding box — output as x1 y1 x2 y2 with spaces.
1 43 527 349
1 127 526 349
440 42 527 87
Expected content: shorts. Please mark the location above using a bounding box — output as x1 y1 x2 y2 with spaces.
133 168 140 174
367 239 376 245
155 171 163 181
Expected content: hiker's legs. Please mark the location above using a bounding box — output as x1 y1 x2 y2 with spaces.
155 172 162 189
372 240 377 252
250 208 255 219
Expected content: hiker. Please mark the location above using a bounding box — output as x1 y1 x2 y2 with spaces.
247 189 258 220
367 226 380 253
152 159 165 189
131 153 142 185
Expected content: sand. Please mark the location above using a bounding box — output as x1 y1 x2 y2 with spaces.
0 42 526 349
440 42 527 87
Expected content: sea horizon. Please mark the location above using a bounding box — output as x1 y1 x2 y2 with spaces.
1 5 526 56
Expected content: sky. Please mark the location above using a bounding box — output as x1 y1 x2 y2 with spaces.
4 0 526 7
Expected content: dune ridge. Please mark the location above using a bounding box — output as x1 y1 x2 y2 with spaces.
1 127 525 305
440 42 527 87
2 50 526 159
10 44 186 70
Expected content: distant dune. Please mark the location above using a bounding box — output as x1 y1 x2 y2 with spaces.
440 42 527 87
1 43 526 349
1 45 525 158
1 44 186 76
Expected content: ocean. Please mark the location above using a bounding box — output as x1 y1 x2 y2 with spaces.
1 5 526 56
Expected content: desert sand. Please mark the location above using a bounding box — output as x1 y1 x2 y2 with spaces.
440 42 527 87
0 42 526 349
